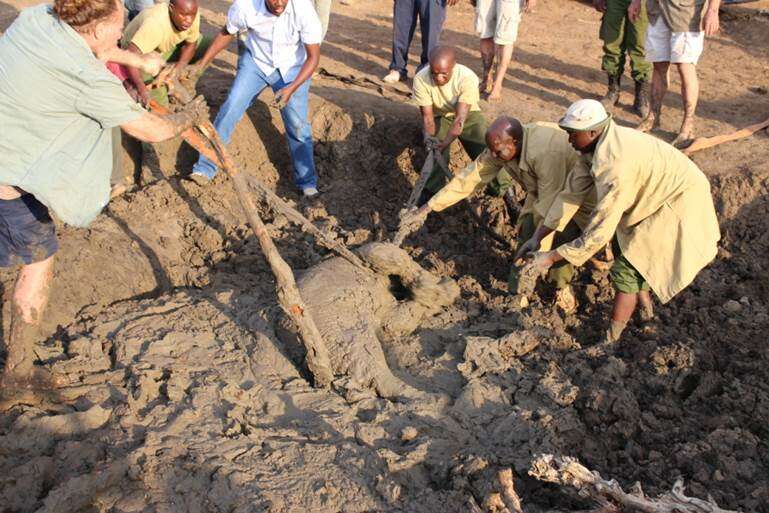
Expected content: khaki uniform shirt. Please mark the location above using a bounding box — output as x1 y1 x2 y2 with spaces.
647 0 706 33
428 122 596 249
122 2 201 55
546 120 720 303
412 64 481 117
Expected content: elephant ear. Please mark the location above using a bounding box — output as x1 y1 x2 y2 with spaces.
357 242 460 314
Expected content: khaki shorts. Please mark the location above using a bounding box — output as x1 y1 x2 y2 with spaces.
475 0 523 45
645 17 704 64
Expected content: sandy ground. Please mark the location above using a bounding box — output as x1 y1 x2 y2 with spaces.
1 0 769 511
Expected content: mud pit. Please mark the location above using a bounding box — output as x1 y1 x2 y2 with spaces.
2 0 769 511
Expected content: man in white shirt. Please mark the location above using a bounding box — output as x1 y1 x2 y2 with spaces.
189 0 322 197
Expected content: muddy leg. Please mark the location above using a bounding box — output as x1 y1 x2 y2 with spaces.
479 37 495 94
2 256 61 388
637 61 668 132
605 291 637 344
671 62 698 147
637 290 654 322
488 43 513 102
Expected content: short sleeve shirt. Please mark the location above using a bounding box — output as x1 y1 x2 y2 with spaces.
121 2 201 55
226 0 322 83
0 5 143 227
646 0 706 32
412 64 481 117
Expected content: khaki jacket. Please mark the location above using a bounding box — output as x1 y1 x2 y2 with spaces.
545 120 720 303
428 122 596 248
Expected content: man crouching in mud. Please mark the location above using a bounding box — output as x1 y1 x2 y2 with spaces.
0 0 208 389
520 99 720 348
399 116 597 314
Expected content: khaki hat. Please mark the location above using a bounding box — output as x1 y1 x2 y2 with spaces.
559 99 610 131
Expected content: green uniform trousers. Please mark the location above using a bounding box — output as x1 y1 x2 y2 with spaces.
609 236 650 293
143 35 212 106
599 0 651 82
424 110 490 193
509 213 582 291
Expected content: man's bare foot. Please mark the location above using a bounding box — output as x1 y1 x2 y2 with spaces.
487 86 502 102
671 118 694 148
479 73 493 95
636 111 659 132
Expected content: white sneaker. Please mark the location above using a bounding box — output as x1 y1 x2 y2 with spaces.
303 187 319 197
382 70 401 83
187 171 212 186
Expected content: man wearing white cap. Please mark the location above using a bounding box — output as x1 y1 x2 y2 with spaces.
519 99 720 346
628 0 720 146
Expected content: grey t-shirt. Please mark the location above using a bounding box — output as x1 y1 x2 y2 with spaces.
0 4 144 227
647 0 707 33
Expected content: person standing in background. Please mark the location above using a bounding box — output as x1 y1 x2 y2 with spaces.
594 0 651 117
472 0 534 101
383 0 460 84
629 0 720 146
314 0 331 40
125 0 155 20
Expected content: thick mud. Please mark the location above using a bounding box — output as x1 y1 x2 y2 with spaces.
1 0 769 511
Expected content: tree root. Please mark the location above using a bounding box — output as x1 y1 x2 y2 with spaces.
529 454 742 513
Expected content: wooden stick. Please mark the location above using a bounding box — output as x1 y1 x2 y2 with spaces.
682 115 769 155
393 148 512 249
529 455 742 513
247 178 366 269
403 148 437 211
483 492 511 513
148 101 367 271
467 495 486 513
197 121 334 388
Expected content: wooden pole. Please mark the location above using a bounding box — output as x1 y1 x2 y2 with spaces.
148 99 333 387
682 115 769 155
530 454 742 513
149 100 366 271
198 121 334 388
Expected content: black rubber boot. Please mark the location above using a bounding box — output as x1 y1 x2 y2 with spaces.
633 80 651 119
600 74 621 108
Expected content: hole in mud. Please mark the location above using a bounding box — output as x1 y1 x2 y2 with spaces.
388 274 413 302
678 373 701 400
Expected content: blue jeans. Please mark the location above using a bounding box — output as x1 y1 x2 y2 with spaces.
390 0 447 76
124 0 153 20
193 52 318 190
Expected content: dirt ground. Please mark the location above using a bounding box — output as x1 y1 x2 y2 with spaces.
1 0 769 511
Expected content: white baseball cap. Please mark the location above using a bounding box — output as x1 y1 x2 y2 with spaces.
559 99 611 131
